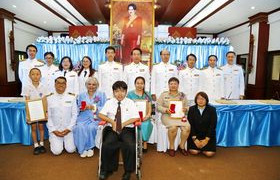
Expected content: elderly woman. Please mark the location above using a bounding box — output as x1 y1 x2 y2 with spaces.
73 77 107 158
187 91 217 157
157 77 190 157
127 76 153 153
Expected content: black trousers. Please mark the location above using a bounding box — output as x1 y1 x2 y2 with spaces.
101 126 136 172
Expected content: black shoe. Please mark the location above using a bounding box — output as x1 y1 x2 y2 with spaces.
142 148 148 154
99 171 112 180
33 147 40 155
122 172 131 180
39 146 46 153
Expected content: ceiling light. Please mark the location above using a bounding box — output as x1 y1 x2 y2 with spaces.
251 6 255 10
43 21 47 24
12 5 17 8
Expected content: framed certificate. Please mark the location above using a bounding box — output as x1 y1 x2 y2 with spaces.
169 100 184 119
25 98 47 124
134 100 148 118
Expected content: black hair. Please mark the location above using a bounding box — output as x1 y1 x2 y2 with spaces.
186 53 197 61
26 44 37 52
226 51 236 57
131 47 142 55
105 46 116 53
160 49 170 55
208 55 218 61
128 3 136 10
55 76 67 83
29 67 41 75
168 77 180 84
194 91 209 105
44 52 55 58
112 81 128 91
59 56 74 71
78 56 96 77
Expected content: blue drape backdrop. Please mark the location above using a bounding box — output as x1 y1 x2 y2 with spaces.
36 43 230 69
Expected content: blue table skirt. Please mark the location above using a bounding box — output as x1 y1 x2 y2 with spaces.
1 102 280 146
0 102 48 146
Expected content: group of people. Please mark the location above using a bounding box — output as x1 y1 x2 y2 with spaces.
18 44 245 180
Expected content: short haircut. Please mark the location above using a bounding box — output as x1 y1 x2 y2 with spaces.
128 3 136 10
168 77 180 84
194 91 209 105
131 47 142 55
85 77 99 88
226 51 236 57
59 56 74 71
160 49 170 55
29 68 41 75
112 81 128 91
26 44 37 52
44 52 55 58
55 76 67 83
208 55 218 61
105 46 116 53
186 53 197 61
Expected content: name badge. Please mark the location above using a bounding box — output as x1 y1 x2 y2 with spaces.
234 69 239 71
35 65 44 67
164 96 170 100
65 101 71 103
194 74 199 77
70 75 75 77
169 69 174 71
216 74 221 76
140 69 145 72
114 68 119 70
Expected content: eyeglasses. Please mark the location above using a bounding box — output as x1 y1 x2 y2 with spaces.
161 54 170 56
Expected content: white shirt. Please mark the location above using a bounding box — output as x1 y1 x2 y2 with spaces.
78 69 98 94
97 61 123 99
179 67 202 100
201 67 225 100
123 62 150 92
151 62 178 98
221 64 245 99
18 58 45 86
100 97 139 128
41 64 58 94
47 92 77 132
54 70 79 96
21 82 48 100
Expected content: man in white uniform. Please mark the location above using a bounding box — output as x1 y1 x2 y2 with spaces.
18 44 44 90
221 51 245 99
41 52 58 94
98 46 123 99
201 55 225 100
47 76 77 155
123 48 150 92
151 49 178 101
179 54 202 103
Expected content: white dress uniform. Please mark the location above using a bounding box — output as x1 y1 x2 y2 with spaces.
100 97 139 128
41 64 58 94
221 64 245 99
78 69 98 94
54 70 79 96
123 62 150 92
47 92 77 155
151 62 178 98
179 66 202 101
21 82 48 100
201 67 225 100
18 58 45 89
97 61 123 99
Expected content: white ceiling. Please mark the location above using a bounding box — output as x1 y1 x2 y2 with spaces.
0 0 280 33
195 0 280 33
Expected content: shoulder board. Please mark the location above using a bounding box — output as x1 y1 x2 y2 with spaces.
217 67 222 70
180 92 186 97
37 59 45 64
55 69 60 72
153 62 160 65
236 64 242 67
68 92 75 96
115 61 122 65
201 67 208 70
163 91 169 94
100 61 106 65
19 59 27 62
46 93 53 98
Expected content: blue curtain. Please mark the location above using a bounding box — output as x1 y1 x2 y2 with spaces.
154 44 230 68
36 43 230 69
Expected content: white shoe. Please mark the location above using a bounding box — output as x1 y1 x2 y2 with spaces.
80 150 88 158
87 149 94 157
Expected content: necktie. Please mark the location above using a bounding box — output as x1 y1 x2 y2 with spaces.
84 71 87 77
115 101 122 133
64 71 67 77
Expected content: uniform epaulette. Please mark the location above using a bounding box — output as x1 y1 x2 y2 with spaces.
55 69 60 72
201 66 208 70
115 61 122 65
68 92 76 96
37 59 45 64
163 91 169 94
217 67 222 70
46 93 53 97
153 62 160 65
100 61 106 65
19 59 27 62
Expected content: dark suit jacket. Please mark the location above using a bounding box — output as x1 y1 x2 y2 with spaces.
187 105 217 139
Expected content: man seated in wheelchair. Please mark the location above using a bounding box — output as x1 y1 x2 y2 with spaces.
98 81 140 180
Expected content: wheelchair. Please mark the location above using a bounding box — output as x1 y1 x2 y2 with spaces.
97 120 143 180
